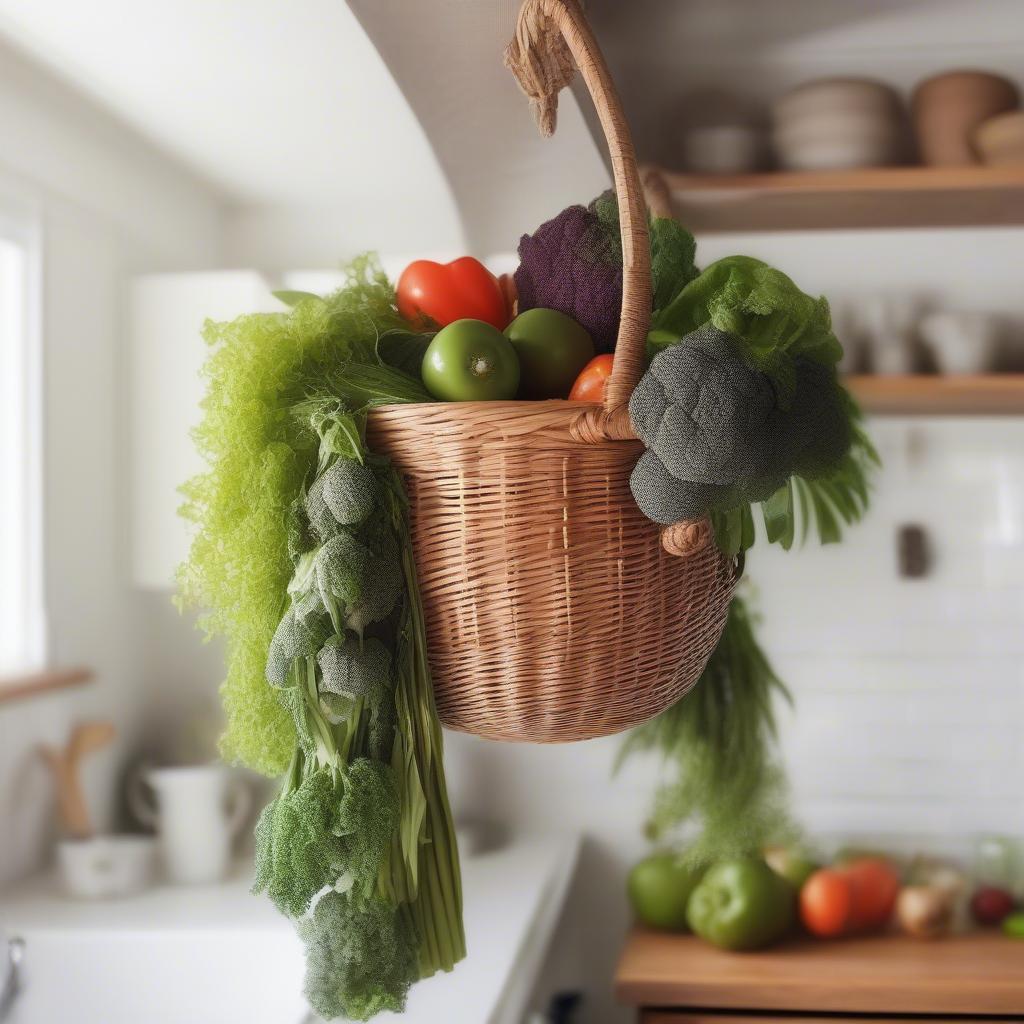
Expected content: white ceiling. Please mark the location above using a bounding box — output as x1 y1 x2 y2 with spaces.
0 0 454 209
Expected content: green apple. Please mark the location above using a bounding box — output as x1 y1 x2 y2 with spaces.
504 308 594 399
422 318 520 401
627 853 704 931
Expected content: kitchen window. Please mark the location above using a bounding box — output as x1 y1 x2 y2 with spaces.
0 205 45 685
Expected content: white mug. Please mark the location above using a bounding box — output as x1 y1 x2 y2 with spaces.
919 311 999 375
130 765 250 885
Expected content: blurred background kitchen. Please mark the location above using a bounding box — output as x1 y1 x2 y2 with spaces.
1 1 1023 1022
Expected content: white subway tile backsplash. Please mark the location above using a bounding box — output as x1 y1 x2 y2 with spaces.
744 416 1024 838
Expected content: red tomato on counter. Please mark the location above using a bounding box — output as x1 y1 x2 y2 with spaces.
397 257 508 331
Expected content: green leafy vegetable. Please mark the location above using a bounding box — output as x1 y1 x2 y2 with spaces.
177 256 410 776
710 409 879 555
179 262 464 1018
618 594 795 866
649 255 843 401
377 328 434 380
273 289 324 308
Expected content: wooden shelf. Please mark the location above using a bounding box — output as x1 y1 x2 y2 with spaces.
648 164 1024 232
616 928 1024 1017
846 374 1024 415
0 667 93 704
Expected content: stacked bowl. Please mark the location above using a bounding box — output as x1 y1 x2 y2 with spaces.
772 78 905 171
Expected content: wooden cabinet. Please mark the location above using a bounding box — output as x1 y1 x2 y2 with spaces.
616 929 1024 1022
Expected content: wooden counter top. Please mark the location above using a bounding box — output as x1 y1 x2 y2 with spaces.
615 928 1024 1017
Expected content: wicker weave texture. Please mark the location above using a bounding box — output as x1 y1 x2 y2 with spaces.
367 402 736 742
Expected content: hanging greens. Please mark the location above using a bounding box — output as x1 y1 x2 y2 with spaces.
256 400 463 1019
618 594 794 866
177 258 418 776
622 247 877 864
178 260 463 1020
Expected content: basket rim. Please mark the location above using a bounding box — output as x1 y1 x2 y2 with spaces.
367 398 605 417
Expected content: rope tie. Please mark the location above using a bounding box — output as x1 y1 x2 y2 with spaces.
568 406 636 445
661 519 713 558
504 0 578 137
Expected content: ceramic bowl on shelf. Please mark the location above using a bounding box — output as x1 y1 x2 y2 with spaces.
682 124 763 175
771 77 906 171
974 110 1024 165
57 835 158 900
773 119 903 171
912 70 1020 165
773 77 901 125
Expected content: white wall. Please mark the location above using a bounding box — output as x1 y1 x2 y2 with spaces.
0 38 224 884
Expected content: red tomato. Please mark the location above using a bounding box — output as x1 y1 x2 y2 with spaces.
568 354 614 403
800 869 853 938
397 257 507 331
843 858 900 931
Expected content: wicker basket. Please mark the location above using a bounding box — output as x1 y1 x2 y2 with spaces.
366 0 736 742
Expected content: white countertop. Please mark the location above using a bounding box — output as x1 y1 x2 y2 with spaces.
0 835 579 1024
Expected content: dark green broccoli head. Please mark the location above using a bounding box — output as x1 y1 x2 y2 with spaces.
630 325 851 525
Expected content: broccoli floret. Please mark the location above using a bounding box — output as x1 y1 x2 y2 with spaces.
304 474 340 543
253 768 343 917
316 636 392 741
299 889 416 1022
320 458 378 526
336 759 400 901
266 606 331 686
343 525 402 637
629 325 850 525
314 531 373 623
306 458 378 543
317 636 391 704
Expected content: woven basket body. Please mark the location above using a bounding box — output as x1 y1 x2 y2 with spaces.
364 0 737 742
367 402 735 741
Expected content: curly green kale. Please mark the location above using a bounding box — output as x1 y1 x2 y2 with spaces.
177 257 408 776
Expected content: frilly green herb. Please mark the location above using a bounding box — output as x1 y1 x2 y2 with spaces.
178 261 463 1018
177 257 412 775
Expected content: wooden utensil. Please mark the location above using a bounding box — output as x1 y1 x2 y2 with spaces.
39 721 116 839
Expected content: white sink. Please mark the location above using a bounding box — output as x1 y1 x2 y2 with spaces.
0 836 579 1024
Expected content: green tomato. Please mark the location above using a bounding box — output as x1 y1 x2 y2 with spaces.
504 308 594 400
422 319 520 401
627 853 704 931
687 858 796 951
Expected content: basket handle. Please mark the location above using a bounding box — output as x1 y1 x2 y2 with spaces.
506 1 711 560
505 0 649 431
